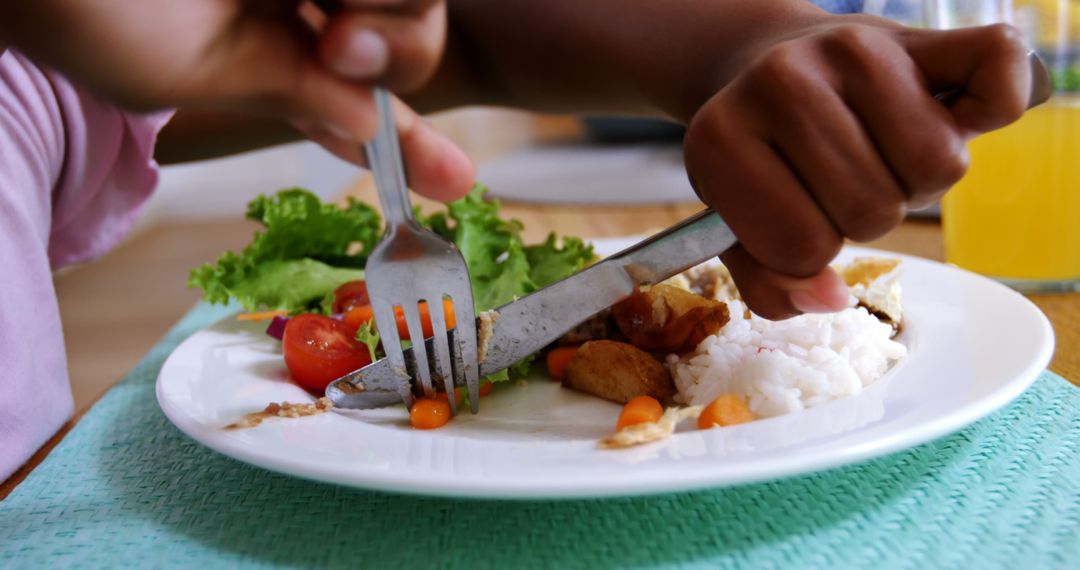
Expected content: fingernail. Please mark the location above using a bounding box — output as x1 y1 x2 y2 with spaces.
789 279 850 314
788 290 837 314
334 29 388 78
324 122 352 140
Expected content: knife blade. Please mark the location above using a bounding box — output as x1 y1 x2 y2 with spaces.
326 208 737 409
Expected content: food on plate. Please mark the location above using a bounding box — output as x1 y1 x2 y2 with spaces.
476 310 501 364
236 310 288 321
697 394 755 429
563 340 675 404
598 405 703 449
611 283 730 352
191 186 594 317
544 256 905 447
191 186 594 428
194 185 908 438
614 395 664 431
840 257 903 331
225 397 334 430
282 314 373 392
668 259 906 418
544 345 579 381
341 298 456 340
331 279 370 313
557 309 616 345
409 398 452 430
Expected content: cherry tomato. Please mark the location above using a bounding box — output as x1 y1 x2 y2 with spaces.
282 314 372 392
332 280 370 314
410 398 452 429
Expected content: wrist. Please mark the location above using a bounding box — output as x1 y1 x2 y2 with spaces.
666 2 838 124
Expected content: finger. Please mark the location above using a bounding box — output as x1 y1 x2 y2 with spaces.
685 98 844 278
764 55 908 241
203 16 380 142
389 96 474 200
902 24 1031 137
824 27 969 209
296 97 474 201
720 245 850 320
319 2 446 91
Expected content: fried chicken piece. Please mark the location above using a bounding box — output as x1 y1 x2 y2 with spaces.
563 340 675 404
557 308 617 345
612 284 730 353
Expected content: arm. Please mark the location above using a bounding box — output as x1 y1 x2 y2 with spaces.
415 0 828 121
413 0 1033 318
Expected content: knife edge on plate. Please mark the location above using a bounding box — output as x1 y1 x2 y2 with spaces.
326 209 737 410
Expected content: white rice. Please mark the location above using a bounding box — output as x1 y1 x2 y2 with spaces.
668 299 907 418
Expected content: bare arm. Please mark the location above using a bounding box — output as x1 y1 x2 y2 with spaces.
412 0 1032 318
414 0 828 121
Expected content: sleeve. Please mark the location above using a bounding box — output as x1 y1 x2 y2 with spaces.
0 50 75 481
0 49 171 481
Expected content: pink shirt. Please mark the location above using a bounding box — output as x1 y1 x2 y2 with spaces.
0 49 170 480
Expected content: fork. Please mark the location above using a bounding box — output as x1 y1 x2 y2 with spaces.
362 87 480 415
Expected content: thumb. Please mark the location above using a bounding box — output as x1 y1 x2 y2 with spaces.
902 23 1033 137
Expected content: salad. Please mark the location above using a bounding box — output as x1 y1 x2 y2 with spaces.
191 186 905 444
188 185 594 427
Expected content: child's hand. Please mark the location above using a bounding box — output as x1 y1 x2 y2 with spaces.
682 21 1032 319
1 0 473 201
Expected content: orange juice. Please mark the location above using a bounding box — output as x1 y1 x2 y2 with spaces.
942 96 1080 289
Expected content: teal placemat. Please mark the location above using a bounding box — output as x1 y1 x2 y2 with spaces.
2 303 1078 569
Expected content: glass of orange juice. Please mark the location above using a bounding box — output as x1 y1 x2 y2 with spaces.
936 0 1080 292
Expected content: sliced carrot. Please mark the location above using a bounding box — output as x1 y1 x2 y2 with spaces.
698 393 755 429
342 305 376 331
410 398 452 430
478 381 493 397
545 346 579 381
237 310 288 321
346 299 457 341
615 396 664 432
400 299 456 339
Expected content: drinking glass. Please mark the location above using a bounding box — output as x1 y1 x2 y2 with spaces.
869 0 1080 292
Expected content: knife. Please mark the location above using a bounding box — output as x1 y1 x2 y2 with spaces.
326 208 737 409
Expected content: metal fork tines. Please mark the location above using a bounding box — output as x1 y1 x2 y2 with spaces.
362 88 480 414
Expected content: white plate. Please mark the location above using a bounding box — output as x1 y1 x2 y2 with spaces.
156 242 1054 499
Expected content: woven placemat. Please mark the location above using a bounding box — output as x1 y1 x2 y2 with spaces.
1 303 1078 569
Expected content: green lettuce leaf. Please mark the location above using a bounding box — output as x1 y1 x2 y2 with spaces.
206 258 363 313
188 189 380 313
243 189 381 268
525 234 594 288
420 186 593 312
190 184 595 381
355 320 381 362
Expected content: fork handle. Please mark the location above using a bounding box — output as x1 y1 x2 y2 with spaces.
364 88 418 228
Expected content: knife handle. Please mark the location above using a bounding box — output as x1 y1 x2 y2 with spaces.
609 209 738 285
